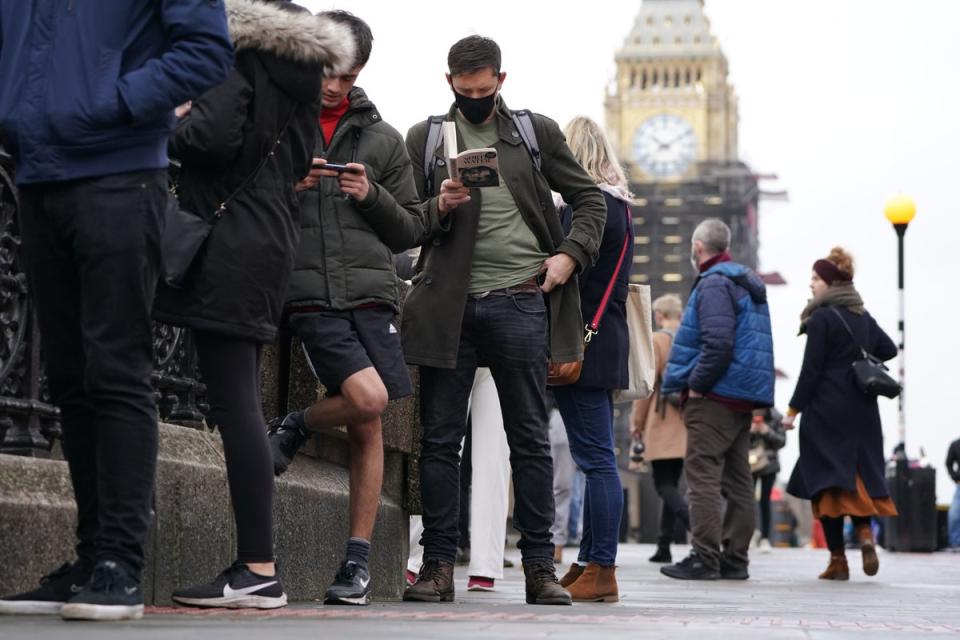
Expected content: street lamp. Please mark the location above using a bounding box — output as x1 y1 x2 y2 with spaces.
884 195 916 451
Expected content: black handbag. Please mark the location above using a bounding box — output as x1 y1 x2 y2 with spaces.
162 110 295 289
830 308 902 399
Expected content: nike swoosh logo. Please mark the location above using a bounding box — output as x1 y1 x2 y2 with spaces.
223 581 278 598
70 584 83 593
124 586 137 595
358 577 370 590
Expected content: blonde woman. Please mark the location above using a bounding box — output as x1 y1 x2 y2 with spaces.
553 116 633 602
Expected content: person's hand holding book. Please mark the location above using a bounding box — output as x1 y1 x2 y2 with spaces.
437 178 471 218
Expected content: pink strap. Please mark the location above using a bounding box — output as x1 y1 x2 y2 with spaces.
586 201 631 342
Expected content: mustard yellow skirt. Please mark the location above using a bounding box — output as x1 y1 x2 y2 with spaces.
812 474 899 519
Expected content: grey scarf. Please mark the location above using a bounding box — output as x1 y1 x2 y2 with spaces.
799 282 865 334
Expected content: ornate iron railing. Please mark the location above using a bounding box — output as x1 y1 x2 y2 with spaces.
0 151 207 456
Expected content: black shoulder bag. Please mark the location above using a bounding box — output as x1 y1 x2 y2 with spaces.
162 110 295 289
829 307 902 399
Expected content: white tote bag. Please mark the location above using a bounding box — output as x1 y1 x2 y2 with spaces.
614 284 656 402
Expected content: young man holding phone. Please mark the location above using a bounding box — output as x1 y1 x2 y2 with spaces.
267 10 423 606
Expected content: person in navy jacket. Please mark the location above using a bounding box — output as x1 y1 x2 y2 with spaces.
554 116 633 603
660 218 775 581
0 0 233 622
784 247 898 581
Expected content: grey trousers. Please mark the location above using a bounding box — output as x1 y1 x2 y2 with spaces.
683 397 755 571
549 407 576 546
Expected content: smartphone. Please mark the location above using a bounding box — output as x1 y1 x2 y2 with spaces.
315 162 358 174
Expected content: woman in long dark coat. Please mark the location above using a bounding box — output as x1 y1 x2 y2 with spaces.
784 247 898 581
154 0 354 608
554 116 633 603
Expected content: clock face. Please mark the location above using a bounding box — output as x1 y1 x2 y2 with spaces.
632 114 697 178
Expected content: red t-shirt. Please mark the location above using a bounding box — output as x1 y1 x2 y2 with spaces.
320 97 350 146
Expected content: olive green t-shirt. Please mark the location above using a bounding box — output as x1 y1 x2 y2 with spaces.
455 111 548 294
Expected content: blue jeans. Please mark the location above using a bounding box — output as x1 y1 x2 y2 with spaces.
418 292 555 564
950 485 960 548
554 387 623 566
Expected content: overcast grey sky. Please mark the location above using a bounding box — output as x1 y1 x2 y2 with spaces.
299 0 960 501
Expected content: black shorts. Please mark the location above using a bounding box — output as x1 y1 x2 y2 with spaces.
288 307 413 400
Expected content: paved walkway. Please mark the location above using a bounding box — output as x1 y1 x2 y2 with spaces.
2 545 959 639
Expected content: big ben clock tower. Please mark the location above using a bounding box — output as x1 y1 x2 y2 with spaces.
606 0 760 297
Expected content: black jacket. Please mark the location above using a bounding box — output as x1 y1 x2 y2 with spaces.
285 87 423 312
786 306 898 500
752 407 787 476
947 438 960 484
154 0 355 342
561 188 633 390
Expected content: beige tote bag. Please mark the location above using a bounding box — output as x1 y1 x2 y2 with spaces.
615 284 656 402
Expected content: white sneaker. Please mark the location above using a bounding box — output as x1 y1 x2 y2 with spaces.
758 539 773 553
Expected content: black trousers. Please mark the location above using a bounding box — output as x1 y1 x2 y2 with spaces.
821 515 872 553
651 458 689 543
194 332 274 563
18 170 167 573
753 472 776 540
418 293 554 564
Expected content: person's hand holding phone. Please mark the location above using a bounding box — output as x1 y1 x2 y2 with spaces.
296 157 327 192
334 162 369 201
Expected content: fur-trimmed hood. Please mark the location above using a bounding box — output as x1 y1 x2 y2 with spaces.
225 0 356 74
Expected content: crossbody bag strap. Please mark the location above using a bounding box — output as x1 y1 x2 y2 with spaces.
829 307 870 359
212 107 298 220
585 201 631 344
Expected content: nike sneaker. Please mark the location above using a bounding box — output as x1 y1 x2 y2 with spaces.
0 561 91 615
267 411 310 476
324 561 372 606
171 562 287 609
60 560 144 621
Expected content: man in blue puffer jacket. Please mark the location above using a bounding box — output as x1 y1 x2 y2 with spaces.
0 0 233 622
659 218 775 582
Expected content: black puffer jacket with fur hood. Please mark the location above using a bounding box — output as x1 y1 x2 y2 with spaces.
155 0 355 342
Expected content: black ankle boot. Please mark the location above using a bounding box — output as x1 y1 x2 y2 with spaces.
649 542 672 564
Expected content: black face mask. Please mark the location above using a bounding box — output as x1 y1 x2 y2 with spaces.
453 90 497 125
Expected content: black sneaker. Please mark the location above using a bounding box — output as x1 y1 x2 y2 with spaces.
660 553 721 581
324 561 372 606
0 561 91 615
719 556 750 581
60 560 144 621
172 562 287 609
267 411 310 476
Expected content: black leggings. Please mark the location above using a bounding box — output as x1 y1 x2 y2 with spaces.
753 473 775 540
651 459 690 543
195 331 274 564
820 516 872 553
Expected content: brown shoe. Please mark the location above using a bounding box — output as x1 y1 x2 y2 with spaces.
403 559 455 602
523 560 572 605
558 562 584 588
566 563 619 603
857 524 880 577
818 552 850 581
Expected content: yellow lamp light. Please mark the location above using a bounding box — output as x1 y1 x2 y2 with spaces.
884 195 917 226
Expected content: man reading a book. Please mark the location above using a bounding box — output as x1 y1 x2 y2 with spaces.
402 35 606 605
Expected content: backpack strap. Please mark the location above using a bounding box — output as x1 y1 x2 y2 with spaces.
423 115 446 196
510 109 542 173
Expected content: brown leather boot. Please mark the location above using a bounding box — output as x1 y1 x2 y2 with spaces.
403 559 455 602
523 560 572 605
818 552 850 581
558 562 584 588
857 524 880 577
566 563 619 603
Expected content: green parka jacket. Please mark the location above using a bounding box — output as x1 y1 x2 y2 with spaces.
286 87 424 312
402 98 606 368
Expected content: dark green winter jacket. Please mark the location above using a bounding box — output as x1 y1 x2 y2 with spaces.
285 87 424 312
